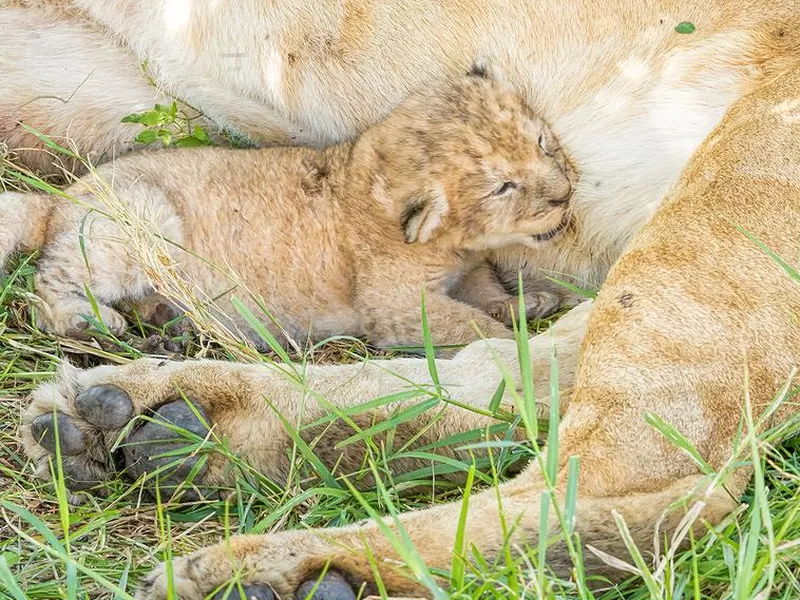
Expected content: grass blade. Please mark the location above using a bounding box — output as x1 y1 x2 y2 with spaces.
450 462 476 588
645 411 714 475
419 289 442 397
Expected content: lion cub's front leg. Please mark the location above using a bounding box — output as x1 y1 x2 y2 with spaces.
359 287 514 351
452 263 562 327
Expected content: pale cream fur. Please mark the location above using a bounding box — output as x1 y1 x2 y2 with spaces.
1 74 572 349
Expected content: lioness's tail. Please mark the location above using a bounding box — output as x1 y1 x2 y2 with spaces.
0 191 53 267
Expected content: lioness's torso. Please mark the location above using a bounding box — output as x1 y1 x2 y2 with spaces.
11 0 800 290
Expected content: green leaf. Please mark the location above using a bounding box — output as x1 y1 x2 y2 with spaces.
739 226 800 284
0 555 27 600
174 136 207 148
138 109 167 126
675 21 696 34
611 510 662 597
156 129 173 145
390 451 493 484
644 411 714 475
336 398 439 447
513 272 538 444
192 126 211 143
231 296 294 366
564 456 580 534
10 172 71 198
419 289 442 397
121 113 144 124
488 378 506 415
545 352 560 484
66 561 78 600
543 275 596 299
273 407 340 489
0 500 66 553
305 389 422 429
537 491 550 589
134 129 161 144
451 463 476 587
20 123 81 159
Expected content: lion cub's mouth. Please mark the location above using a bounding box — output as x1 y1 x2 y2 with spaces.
531 214 571 242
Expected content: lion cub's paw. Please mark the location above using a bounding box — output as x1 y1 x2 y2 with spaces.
487 291 561 327
42 299 128 337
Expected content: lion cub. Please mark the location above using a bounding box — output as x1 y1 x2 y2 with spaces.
0 71 572 349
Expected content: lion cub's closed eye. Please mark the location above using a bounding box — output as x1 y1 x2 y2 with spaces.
0 68 573 350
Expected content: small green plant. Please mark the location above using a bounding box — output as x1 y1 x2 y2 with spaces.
122 102 212 148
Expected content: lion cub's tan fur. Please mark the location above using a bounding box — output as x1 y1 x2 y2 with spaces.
1 73 572 348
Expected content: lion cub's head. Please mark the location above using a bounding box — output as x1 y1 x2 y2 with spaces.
361 67 574 250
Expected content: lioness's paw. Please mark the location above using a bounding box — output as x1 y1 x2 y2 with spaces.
137 554 356 600
210 584 275 600
22 362 214 499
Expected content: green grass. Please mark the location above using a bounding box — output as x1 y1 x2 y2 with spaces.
2 257 799 599
1 144 799 600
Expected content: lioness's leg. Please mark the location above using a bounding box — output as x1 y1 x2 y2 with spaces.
22 301 590 493
135 64 800 599
0 7 178 175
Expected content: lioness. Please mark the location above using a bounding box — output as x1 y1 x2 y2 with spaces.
1 72 572 348
21 64 800 599
4 0 800 597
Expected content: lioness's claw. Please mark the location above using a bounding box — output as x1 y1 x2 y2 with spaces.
295 571 356 600
31 412 87 455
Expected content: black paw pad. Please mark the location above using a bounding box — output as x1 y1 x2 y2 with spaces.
296 571 356 600
214 583 275 600
59 456 106 490
75 384 135 429
31 412 86 455
122 399 211 493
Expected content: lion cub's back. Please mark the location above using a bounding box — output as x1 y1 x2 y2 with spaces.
90 145 360 336
91 144 346 252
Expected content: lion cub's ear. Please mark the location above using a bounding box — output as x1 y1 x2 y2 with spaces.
401 190 449 244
